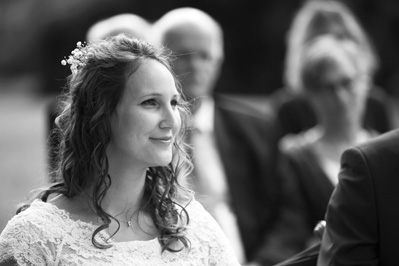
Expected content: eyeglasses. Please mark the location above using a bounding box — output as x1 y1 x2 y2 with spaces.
308 73 369 94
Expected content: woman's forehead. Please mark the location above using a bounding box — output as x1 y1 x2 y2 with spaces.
124 60 178 98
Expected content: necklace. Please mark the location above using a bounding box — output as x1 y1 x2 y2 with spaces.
119 219 133 227
120 220 132 227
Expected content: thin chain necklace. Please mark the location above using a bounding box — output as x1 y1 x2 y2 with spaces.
105 173 140 228
98 215 135 227
118 218 134 227
113 212 137 227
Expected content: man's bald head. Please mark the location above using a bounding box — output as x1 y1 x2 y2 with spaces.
153 8 224 101
86 13 151 42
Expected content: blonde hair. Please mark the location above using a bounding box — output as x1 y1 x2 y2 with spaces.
285 0 378 92
300 35 366 92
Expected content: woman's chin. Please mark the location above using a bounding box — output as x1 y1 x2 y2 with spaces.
152 156 173 167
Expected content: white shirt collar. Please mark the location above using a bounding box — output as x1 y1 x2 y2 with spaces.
193 97 214 134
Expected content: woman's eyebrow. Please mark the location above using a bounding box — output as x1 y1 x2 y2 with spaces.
139 92 181 99
139 92 162 99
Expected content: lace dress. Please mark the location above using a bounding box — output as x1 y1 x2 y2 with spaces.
0 199 241 266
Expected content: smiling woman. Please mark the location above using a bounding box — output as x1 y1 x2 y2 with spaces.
0 34 241 265
108 59 182 172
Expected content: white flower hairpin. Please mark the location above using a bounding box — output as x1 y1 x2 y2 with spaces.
61 41 92 74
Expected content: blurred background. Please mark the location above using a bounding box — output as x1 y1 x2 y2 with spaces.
1 0 399 231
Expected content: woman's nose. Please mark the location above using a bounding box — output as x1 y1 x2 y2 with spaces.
159 105 180 130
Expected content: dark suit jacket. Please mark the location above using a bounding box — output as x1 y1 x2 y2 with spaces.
318 129 399 265
213 94 282 265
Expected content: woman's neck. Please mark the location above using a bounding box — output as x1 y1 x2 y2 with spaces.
102 165 148 218
101 165 158 241
321 117 364 146
312 124 368 163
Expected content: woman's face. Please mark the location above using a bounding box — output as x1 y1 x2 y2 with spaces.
308 55 369 125
108 59 181 170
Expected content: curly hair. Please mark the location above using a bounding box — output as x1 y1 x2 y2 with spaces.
18 34 194 252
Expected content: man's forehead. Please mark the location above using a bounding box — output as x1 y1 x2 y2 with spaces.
164 25 221 57
165 24 213 42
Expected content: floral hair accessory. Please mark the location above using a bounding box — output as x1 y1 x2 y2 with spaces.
61 41 92 74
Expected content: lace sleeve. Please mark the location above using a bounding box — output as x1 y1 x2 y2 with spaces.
187 200 241 266
0 211 58 266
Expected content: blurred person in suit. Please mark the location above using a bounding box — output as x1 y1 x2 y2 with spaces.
152 7 282 266
271 34 379 261
318 128 399 265
47 13 152 174
270 0 390 138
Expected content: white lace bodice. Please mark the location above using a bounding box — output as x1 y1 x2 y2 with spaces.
0 199 241 266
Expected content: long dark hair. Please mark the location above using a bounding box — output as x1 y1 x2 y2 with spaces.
19 34 193 252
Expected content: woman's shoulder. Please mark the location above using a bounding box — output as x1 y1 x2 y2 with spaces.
279 128 318 154
0 198 100 262
185 198 209 218
182 198 241 265
184 198 222 234
1 199 69 239
6 199 64 224
1 197 97 243
0 199 67 263
0 197 106 264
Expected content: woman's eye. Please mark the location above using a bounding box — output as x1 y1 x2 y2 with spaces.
142 99 157 106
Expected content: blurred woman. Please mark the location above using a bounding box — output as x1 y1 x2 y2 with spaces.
273 0 390 137
273 34 378 256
